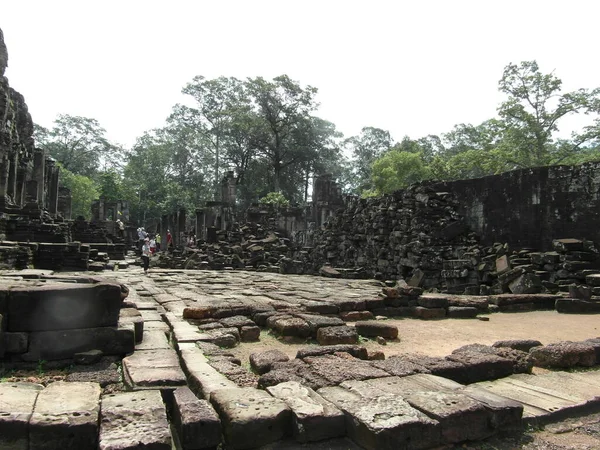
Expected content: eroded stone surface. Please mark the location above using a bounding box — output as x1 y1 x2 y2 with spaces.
100 390 171 449
210 387 292 449
0 382 43 450
30 381 101 450
172 386 221 450
267 381 345 442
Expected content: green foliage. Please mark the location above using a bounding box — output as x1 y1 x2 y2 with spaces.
35 115 124 177
371 150 432 195
98 169 124 202
258 191 290 207
344 127 393 193
57 164 99 219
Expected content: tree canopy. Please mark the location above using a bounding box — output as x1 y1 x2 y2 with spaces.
38 62 600 224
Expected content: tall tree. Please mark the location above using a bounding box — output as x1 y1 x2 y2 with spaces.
34 115 123 177
246 75 319 195
498 60 600 166
344 127 393 193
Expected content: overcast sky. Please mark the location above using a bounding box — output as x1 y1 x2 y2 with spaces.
2 1 599 148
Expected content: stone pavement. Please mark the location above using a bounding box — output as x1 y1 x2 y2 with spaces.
2 268 600 449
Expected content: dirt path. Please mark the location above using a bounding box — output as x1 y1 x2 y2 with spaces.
231 311 600 365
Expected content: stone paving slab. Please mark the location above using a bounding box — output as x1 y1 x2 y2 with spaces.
122 348 186 389
179 344 237 398
135 329 171 351
267 381 346 443
0 382 43 450
210 387 292 450
318 385 441 450
172 386 222 450
99 390 172 449
30 381 101 450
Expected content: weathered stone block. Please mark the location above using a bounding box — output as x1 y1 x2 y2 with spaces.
30 381 101 450
0 382 43 450
556 298 600 314
446 350 515 383
296 345 369 360
8 282 123 332
508 273 542 294
492 339 543 353
22 325 134 361
318 385 441 450
447 306 478 318
267 381 345 443
210 387 292 449
240 325 260 342
3 331 28 353
529 342 597 368
179 345 237 398
172 387 221 450
405 390 490 443
122 348 187 389
340 310 374 321
118 308 144 343
418 296 448 309
100 390 171 449
354 321 398 339
415 306 446 320
317 325 359 346
250 349 290 375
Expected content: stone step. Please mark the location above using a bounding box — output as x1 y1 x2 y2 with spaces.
0 382 44 450
99 390 172 449
122 348 187 389
30 381 101 450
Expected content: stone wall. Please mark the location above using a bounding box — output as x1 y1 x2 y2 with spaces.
431 163 600 251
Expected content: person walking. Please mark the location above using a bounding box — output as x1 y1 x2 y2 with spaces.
166 230 173 252
141 237 151 274
155 233 161 252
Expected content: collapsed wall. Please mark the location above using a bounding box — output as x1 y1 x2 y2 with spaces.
432 163 600 251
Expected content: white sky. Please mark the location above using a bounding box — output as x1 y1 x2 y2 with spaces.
2 0 599 148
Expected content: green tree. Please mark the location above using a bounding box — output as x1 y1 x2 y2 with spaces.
344 127 393 193
57 164 99 219
370 150 432 195
498 60 600 167
34 115 124 177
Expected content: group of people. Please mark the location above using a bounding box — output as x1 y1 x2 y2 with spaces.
137 227 173 274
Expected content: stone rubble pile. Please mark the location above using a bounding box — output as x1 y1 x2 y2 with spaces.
154 222 299 272
306 185 482 288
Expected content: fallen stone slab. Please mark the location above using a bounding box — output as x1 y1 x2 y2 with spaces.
99 390 172 449
446 350 515 383
458 384 524 430
269 316 311 338
492 339 543 352
453 343 533 375
399 354 469 384
488 294 559 310
417 295 448 309
240 325 260 342
219 315 255 329
8 282 123 332
414 306 446 320
339 311 374 321
296 344 369 360
140 309 163 322
354 321 398 339
250 349 290 375
22 325 134 361
258 359 331 391
405 390 490 443
267 381 345 443
30 381 101 450
317 325 359 345
556 298 600 314
372 356 432 377
304 354 389 386
171 321 213 345
447 306 479 318
179 345 237 398
294 314 345 334
210 387 292 449
529 341 597 368
0 382 43 450
172 386 222 450
208 358 258 388
318 385 441 450
122 348 186 389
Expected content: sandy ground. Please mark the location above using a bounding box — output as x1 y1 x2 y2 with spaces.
230 310 600 366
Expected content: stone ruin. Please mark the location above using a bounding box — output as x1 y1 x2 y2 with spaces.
3 26 600 450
